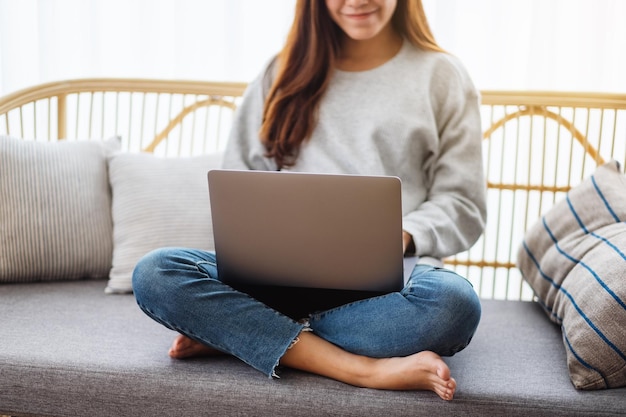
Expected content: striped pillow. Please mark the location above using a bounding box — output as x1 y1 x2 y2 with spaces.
0 135 120 282
517 160 626 390
106 152 222 294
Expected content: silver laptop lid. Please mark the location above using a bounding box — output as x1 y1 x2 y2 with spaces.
208 169 404 293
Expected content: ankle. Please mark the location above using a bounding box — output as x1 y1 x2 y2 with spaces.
348 356 386 388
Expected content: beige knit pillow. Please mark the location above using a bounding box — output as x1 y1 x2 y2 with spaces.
517 161 626 390
106 152 222 294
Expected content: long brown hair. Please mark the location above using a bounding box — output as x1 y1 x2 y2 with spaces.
260 0 443 169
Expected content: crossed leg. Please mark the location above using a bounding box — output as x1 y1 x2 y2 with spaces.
168 332 456 400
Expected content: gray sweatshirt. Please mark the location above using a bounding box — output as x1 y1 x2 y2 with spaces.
222 41 487 263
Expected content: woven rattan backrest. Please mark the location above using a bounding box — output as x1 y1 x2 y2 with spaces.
1 81 625 300
0 79 247 156
447 92 626 299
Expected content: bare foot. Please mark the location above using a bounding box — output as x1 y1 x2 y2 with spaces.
281 332 456 400
168 334 224 359
365 351 456 400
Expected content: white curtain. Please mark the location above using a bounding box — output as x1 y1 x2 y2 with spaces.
0 0 295 95
1 0 625 96
424 0 626 92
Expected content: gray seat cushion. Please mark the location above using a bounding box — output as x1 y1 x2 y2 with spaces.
1 281 625 416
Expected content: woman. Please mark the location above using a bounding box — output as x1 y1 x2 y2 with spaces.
133 0 486 401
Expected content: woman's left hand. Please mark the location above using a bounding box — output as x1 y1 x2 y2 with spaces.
402 231 414 254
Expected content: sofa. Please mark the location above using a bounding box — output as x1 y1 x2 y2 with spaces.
1 79 625 416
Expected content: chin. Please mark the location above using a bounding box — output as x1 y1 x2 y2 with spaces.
344 28 383 41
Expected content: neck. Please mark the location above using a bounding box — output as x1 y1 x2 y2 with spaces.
336 27 403 72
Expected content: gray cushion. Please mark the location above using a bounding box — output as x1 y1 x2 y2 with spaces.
517 161 626 390
1 281 625 417
0 135 120 283
106 152 222 293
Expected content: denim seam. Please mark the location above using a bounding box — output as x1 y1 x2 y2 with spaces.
309 292 396 321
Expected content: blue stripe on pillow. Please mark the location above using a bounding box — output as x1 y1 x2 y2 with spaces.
541 218 626 361
591 174 621 222
590 231 626 260
566 195 590 234
522 240 566 324
565 196 626 309
563 329 609 388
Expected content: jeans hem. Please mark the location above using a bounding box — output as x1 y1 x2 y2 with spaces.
270 324 309 379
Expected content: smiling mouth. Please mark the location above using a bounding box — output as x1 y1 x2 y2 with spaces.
344 9 378 19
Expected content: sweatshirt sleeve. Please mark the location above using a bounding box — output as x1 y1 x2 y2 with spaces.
221 62 278 171
402 55 487 259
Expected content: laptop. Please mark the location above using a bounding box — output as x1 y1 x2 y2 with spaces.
207 169 409 319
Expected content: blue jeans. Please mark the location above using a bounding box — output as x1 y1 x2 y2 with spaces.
132 248 481 378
